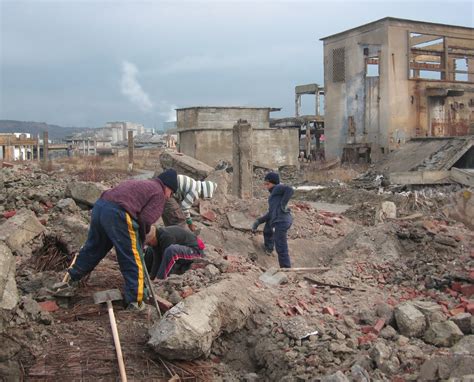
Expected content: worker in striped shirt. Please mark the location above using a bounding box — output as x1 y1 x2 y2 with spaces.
162 174 217 232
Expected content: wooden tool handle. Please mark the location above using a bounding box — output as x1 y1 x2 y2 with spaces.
62 253 78 283
107 301 128 382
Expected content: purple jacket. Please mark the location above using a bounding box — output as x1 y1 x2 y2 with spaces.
101 178 166 238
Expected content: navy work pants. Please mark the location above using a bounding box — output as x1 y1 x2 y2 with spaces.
68 199 145 304
157 244 202 279
263 221 292 268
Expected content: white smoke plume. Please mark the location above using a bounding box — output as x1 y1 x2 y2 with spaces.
121 61 153 112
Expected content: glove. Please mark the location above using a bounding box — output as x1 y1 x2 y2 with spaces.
251 220 260 233
188 223 197 232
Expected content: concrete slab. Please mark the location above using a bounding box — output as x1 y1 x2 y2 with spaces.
376 137 473 173
306 201 351 214
227 211 262 231
160 151 214 180
389 171 451 185
451 168 474 187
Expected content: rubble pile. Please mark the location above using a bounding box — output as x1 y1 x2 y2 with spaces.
0 158 472 381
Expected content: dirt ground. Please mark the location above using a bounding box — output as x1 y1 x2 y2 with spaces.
0 154 473 381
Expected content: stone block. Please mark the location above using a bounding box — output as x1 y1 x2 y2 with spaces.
65 181 108 207
451 313 472 335
424 321 464 347
0 209 45 252
394 303 426 337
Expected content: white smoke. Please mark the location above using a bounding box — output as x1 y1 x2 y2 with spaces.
121 61 153 112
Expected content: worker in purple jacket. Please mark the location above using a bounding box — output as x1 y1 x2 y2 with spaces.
68 169 178 310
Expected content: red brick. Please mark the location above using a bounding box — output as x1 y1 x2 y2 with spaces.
441 305 449 315
310 287 318 295
155 296 173 312
323 218 335 227
293 305 304 315
3 210 16 219
2 162 14 168
449 307 465 316
298 300 310 311
373 318 385 334
447 289 459 298
322 306 335 316
361 326 373 334
286 308 295 316
223 254 240 262
438 300 450 307
38 301 59 312
466 303 474 315
276 299 287 308
461 284 474 298
451 282 463 293
386 297 397 306
358 333 377 345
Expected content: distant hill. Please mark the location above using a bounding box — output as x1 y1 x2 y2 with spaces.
0 120 95 140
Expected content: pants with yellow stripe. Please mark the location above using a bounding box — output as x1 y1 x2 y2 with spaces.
68 199 145 304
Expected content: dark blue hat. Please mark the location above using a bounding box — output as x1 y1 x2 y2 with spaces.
157 168 178 193
264 172 280 185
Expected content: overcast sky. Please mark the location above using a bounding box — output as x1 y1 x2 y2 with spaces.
0 0 472 129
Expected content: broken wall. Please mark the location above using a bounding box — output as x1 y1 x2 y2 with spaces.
179 129 299 168
177 107 298 168
323 18 474 161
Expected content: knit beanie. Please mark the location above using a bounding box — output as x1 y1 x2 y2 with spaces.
157 168 178 193
264 172 280 185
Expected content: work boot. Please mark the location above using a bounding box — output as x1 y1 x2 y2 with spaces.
126 302 147 312
263 245 273 256
52 279 80 297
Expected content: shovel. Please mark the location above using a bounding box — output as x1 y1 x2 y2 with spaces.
93 289 127 382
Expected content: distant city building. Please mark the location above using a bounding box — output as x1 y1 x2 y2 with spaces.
0 133 39 161
104 121 145 144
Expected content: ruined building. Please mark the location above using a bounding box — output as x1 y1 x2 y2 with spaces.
176 106 299 169
321 17 474 162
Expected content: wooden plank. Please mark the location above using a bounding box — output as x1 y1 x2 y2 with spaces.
389 171 451 185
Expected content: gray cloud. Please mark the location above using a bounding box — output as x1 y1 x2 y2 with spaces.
0 0 472 128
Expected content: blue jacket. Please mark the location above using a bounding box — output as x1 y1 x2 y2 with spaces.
257 184 294 226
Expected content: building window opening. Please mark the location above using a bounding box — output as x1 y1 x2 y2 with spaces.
454 57 469 82
409 32 474 83
332 47 345 83
366 56 379 77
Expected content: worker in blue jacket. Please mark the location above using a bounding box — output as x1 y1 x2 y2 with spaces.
252 172 294 268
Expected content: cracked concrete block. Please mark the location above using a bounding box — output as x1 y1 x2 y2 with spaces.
394 303 426 338
0 242 18 310
65 181 108 207
424 321 464 347
148 273 255 360
0 209 45 252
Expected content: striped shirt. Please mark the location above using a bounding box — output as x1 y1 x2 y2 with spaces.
176 175 217 218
